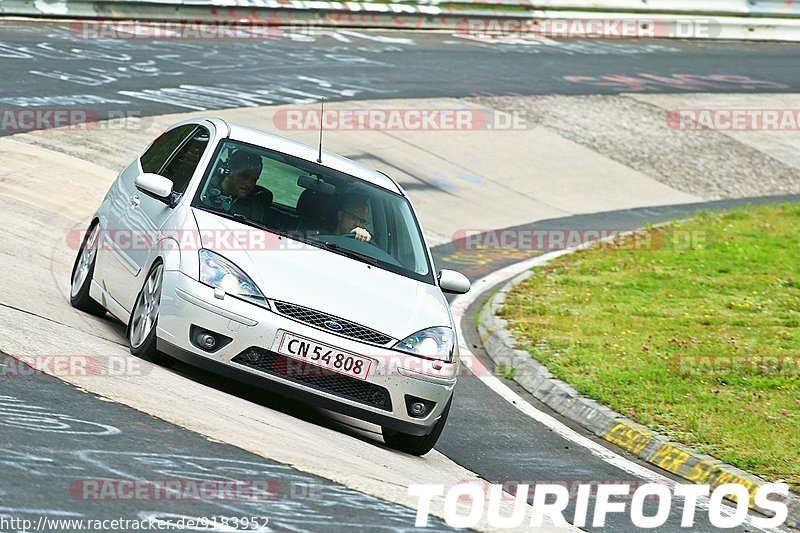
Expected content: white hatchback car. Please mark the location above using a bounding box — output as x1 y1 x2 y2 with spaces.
70 118 470 455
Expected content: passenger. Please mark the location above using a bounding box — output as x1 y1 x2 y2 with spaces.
220 150 263 201
205 150 272 221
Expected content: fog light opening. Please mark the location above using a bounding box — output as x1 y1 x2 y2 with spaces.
189 325 233 353
410 402 427 417
405 395 436 419
197 332 217 350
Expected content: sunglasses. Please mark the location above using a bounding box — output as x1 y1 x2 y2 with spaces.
344 210 368 226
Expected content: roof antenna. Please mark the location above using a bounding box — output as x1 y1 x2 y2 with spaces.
316 98 325 164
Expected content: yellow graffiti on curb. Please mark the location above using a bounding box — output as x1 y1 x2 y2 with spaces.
604 423 653 455
684 459 718 484
611 435 761 509
710 470 761 507
650 444 691 474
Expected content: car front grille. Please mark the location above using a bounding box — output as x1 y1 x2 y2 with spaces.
232 348 393 411
271 300 393 346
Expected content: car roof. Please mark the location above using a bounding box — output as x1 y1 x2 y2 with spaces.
210 118 403 195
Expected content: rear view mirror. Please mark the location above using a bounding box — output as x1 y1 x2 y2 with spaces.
298 175 335 195
438 269 471 294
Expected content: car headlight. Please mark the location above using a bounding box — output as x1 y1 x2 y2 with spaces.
199 249 267 307
393 327 455 363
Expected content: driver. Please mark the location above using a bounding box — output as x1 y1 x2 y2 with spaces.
334 195 372 242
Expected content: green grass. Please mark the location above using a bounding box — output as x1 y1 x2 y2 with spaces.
502 204 800 490
494 364 518 380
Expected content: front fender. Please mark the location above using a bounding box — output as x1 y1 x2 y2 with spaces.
157 237 182 272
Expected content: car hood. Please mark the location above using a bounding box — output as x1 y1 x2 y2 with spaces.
191 208 451 341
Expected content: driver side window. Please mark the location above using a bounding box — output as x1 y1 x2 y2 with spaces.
140 124 196 174
160 127 210 194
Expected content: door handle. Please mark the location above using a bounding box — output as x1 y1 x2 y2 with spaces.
131 195 141 207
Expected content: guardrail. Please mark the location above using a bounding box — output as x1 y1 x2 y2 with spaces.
410 1 750 14
2 0 800 41
748 0 800 16
415 0 800 17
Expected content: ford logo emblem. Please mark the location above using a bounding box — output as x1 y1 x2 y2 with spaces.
324 320 343 331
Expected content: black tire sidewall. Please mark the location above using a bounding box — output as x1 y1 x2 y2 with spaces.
128 262 162 359
383 397 452 456
69 222 105 315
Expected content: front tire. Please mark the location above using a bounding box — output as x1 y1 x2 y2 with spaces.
70 223 106 316
382 398 452 456
128 261 174 367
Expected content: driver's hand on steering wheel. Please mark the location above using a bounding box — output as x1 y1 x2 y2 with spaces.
351 227 372 242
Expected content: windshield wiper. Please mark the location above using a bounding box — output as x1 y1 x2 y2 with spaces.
321 241 380 267
194 206 296 240
195 205 252 225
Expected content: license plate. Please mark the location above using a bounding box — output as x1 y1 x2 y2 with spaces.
277 332 373 381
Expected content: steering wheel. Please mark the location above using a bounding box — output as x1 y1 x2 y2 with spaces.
344 231 381 247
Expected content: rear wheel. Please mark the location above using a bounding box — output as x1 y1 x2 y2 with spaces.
69 223 106 316
382 398 451 456
128 262 174 367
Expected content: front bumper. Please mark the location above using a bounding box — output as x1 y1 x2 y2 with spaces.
157 271 457 436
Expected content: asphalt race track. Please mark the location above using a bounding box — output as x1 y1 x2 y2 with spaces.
0 19 798 532
2 20 800 128
0 358 454 531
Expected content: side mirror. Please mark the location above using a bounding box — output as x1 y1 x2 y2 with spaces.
438 269 471 294
135 173 174 203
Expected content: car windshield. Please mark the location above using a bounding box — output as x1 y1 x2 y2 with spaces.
191 139 434 284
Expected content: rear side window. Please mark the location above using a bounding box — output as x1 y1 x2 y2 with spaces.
160 127 210 194
259 156 305 207
140 124 196 174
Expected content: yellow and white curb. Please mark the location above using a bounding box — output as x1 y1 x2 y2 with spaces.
476 250 800 528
